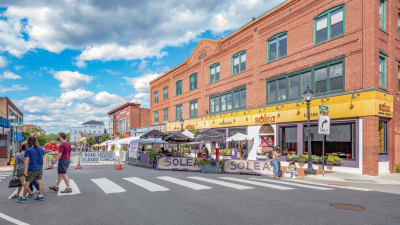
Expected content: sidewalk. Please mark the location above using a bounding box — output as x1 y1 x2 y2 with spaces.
0 166 13 172
305 172 400 185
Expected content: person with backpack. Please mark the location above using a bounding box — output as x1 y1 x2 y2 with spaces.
17 136 45 202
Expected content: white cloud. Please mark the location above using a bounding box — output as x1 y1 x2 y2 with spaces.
52 70 93 90
0 56 8 68
59 89 94 103
123 73 160 92
0 84 28 93
1 71 21 80
138 60 147 71
87 91 126 107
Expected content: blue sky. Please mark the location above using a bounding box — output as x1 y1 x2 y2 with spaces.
0 0 285 134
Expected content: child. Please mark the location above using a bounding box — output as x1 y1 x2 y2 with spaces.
287 162 297 178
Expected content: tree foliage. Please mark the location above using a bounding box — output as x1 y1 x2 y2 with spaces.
100 134 111 143
86 137 95 147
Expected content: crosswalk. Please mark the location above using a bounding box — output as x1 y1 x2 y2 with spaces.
0 172 12 182
6 175 371 199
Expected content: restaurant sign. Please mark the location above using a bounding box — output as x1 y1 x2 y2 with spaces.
223 160 273 176
157 157 200 171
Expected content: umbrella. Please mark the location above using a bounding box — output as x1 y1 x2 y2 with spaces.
165 132 193 142
140 130 168 139
226 133 253 142
181 130 195 139
196 129 225 142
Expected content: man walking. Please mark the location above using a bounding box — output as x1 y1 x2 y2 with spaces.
49 132 72 193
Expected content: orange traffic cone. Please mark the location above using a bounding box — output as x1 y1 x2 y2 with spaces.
116 157 122 170
75 156 82 169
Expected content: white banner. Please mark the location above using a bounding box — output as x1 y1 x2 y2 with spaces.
223 160 273 176
157 157 200 171
129 143 139 159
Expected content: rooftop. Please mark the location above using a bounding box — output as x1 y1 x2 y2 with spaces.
82 120 105 126
107 102 145 115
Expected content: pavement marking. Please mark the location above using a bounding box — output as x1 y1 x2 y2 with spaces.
250 178 334 191
157 176 212 190
0 212 30 225
221 177 295 190
188 177 253 190
91 178 126 194
8 189 18 199
124 177 169 192
285 179 371 191
58 179 81 196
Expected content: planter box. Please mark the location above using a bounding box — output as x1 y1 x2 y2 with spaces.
200 163 219 174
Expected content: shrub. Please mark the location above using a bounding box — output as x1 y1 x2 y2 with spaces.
396 165 400 173
287 154 298 161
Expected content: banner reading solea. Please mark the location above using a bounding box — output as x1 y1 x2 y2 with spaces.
223 160 273 176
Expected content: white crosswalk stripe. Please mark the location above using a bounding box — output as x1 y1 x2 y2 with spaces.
188 176 253 190
221 177 294 190
284 179 371 191
8 189 18 199
124 177 169 192
157 176 212 190
250 178 334 191
92 178 126 194
58 179 81 196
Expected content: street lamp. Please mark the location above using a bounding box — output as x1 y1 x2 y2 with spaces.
303 86 316 175
179 118 184 131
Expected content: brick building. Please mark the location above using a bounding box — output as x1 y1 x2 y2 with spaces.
0 97 23 166
107 103 150 136
150 0 400 175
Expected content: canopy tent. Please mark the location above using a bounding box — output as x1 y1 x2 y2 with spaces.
164 132 193 142
115 136 140 145
226 133 253 142
181 130 195 139
196 129 225 142
141 130 168 139
129 138 167 145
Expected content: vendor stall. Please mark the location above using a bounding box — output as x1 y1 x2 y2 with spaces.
226 133 253 160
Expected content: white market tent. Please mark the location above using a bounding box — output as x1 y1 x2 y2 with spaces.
226 133 253 142
115 136 140 145
181 130 195 139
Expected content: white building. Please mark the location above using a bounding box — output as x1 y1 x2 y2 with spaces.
70 120 106 143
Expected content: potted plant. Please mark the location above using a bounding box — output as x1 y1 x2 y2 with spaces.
287 154 298 162
147 149 158 168
198 159 220 174
326 155 343 166
312 155 321 164
297 154 307 163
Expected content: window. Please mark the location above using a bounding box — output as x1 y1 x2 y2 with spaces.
119 119 126 134
267 58 344 104
163 108 168 123
379 54 386 89
210 63 220 83
398 10 400 39
189 73 197 90
314 5 344 44
176 104 182 121
379 0 386 31
154 111 159 124
163 86 168 100
279 126 298 155
379 120 388 154
209 87 246 114
232 51 246 75
154 91 159 103
304 122 355 159
268 33 288 62
190 100 198 118
398 63 400 93
176 80 182 96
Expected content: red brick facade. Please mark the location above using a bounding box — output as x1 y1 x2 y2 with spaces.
150 0 400 175
107 103 150 135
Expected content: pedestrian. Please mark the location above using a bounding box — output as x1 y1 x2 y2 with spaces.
29 179 40 194
16 136 45 202
271 149 281 179
13 143 34 199
49 132 72 193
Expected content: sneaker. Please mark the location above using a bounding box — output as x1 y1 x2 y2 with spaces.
27 193 35 198
12 194 19 199
34 196 44 201
292 175 296 179
49 186 59 192
16 196 26 203
60 187 72 193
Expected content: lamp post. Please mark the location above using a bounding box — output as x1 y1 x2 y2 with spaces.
303 86 316 175
180 118 184 132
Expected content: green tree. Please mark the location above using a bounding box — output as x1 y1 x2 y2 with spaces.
100 134 111 143
114 132 123 138
86 137 95 147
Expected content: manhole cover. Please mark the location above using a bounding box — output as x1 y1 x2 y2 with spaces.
329 203 364 211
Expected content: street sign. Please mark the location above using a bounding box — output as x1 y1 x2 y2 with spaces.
11 122 23 126
319 105 329 112
318 115 330 135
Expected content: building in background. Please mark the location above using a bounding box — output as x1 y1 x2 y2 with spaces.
23 124 45 136
0 97 23 166
70 120 106 143
107 102 150 136
150 0 399 175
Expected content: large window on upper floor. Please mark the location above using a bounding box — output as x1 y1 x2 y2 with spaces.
314 5 344 45
379 0 386 31
163 86 168 100
210 63 220 83
189 73 198 91
210 86 246 114
190 100 198 118
267 32 287 62
154 91 159 103
267 58 344 104
154 111 159 124
163 108 168 123
398 10 400 39
379 53 386 89
398 62 400 93
232 51 246 75
176 104 183 121
176 80 182 96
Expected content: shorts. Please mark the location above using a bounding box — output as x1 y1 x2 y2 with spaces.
16 168 25 178
271 159 279 175
26 170 43 182
58 159 70 174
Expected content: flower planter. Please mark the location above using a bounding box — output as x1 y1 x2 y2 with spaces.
200 162 220 174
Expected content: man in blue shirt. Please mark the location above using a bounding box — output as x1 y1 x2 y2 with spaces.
17 136 45 202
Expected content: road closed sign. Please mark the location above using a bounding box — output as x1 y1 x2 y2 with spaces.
318 115 330 135
81 152 99 164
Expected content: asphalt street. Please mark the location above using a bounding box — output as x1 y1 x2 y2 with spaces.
0 166 399 225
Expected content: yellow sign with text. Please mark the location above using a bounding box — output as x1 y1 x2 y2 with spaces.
166 90 393 132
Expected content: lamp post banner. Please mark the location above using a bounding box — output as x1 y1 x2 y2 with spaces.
223 160 273 176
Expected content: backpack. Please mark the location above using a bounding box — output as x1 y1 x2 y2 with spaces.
267 151 273 159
